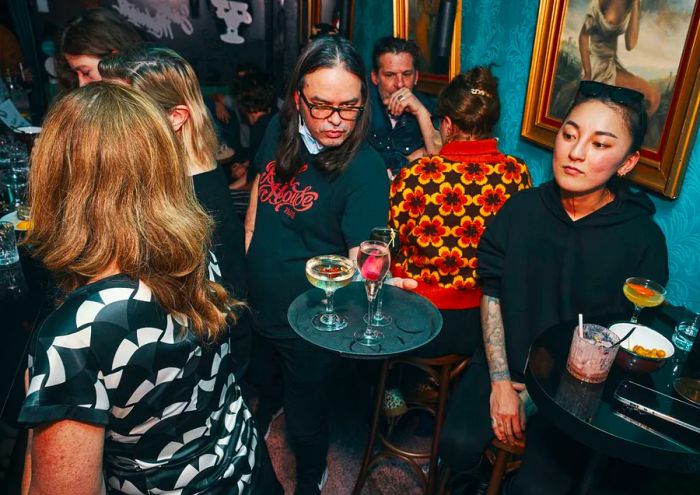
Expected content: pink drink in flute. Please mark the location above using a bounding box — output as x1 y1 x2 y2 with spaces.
355 240 390 346
567 323 620 383
361 253 389 281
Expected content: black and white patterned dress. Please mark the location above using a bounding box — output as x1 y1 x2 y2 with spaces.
19 268 258 494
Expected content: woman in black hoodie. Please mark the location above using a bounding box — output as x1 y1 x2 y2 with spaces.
439 81 668 493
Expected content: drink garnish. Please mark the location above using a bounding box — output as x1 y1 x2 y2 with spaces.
361 256 385 281
627 283 657 296
318 265 345 278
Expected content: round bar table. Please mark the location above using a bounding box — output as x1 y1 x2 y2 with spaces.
525 316 700 494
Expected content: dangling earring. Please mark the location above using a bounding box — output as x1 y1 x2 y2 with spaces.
443 120 452 143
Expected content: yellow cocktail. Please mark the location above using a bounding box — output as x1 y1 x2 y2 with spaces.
624 277 666 323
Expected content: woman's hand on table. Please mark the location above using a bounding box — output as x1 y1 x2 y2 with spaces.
490 380 526 445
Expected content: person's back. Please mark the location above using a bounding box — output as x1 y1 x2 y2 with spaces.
19 83 281 494
100 47 251 375
391 146 529 309
390 67 530 358
23 272 257 492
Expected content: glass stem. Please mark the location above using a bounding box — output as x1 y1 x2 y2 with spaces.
631 305 641 323
365 285 376 336
374 286 384 321
325 289 334 314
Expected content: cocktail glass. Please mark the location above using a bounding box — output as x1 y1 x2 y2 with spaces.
623 277 666 324
566 323 620 383
305 255 355 331
355 240 390 346
363 227 400 326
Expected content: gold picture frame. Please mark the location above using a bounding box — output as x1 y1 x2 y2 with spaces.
522 0 700 198
393 0 462 95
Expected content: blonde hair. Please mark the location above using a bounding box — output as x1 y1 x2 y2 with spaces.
27 82 233 342
99 47 217 169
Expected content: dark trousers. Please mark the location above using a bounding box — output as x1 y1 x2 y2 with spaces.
439 348 493 471
439 352 571 490
248 329 336 494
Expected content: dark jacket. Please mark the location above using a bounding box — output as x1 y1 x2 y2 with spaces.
477 180 668 378
367 84 435 174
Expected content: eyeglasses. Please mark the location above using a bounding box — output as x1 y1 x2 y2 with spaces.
578 80 644 106
298 91 364 121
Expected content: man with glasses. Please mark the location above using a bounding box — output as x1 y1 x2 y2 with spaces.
369 36 441 176
243 36 389 494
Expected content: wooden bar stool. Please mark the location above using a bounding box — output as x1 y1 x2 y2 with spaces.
435 437 526 495
353 354 469 495
484 437 526 495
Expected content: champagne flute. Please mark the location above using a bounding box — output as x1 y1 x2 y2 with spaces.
364 227 400 326
355 240 391 346
623 277 666 323
305 255 355 331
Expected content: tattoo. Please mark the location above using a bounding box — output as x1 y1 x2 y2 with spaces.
481 295 511 382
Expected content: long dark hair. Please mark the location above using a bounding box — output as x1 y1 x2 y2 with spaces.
58 8 143 90
276 36 370 183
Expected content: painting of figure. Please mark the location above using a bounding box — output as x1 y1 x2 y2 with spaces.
549 0 695 149
408 0 441 71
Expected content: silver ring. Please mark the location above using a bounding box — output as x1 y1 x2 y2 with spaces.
398 94 405 101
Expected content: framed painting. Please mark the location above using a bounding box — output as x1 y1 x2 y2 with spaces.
522 0 700 198
300 0 354 43
393 0 462 95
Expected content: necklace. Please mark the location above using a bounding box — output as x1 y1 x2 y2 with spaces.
567 188 612 220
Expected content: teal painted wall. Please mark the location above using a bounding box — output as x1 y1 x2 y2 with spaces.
352 1 394 70
354 0 700 304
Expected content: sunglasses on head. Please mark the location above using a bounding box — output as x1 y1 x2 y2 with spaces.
578 80 644 106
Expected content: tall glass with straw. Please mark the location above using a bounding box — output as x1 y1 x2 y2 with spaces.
355 240 390 346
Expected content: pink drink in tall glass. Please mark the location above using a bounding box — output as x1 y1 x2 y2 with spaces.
355 241 390 346
566 324 620 383
359 248 390 284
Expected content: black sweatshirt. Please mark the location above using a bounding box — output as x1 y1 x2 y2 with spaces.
477 180 668 378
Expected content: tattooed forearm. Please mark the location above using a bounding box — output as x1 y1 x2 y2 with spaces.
481 295 511 382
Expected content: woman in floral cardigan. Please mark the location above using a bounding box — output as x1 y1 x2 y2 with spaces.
389 66 531 358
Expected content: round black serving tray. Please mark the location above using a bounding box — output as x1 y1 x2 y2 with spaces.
288 282 442 358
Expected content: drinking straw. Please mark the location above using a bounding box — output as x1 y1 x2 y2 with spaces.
578 313 584 339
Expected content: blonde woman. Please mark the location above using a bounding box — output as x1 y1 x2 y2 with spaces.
19 83 281 494
100 47 251 376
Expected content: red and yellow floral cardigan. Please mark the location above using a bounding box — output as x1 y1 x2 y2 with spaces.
389 138 531 309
